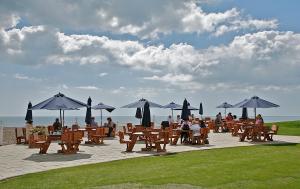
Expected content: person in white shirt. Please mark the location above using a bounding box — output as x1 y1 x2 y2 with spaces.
168 115 174 125
190 120 200 136
176 115 181 124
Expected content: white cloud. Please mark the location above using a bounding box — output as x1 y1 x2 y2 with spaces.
144 73 193 83
14 73 30 80
144 73 203 91
62 84 69 89
0 13 299 93
75 86 99 90
99 72 108 77
0 0 277 39
112 86 126 94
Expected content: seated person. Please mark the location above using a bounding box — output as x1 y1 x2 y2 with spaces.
226 113 234 121
176 115 182 124
104 117 116 137
233 115 237 120
90 117 98 127
53 118 62 132
161 121 169 130
168 115 174 125
180 120 191 143
255 114 264 127
190 120 200 135
199 120 207 128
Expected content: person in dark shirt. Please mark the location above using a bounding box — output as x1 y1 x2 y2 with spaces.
53 118 62 132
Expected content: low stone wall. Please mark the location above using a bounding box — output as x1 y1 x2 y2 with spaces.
1 127 16 145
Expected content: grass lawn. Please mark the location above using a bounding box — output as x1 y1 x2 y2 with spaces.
266 120 300 136
1 143 300 189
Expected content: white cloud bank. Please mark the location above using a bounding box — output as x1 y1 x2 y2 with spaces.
0 1 299 92
0 0 277 39
1 18 300 91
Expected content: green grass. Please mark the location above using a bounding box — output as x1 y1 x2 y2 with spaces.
266 120 300 136
1 143 300 189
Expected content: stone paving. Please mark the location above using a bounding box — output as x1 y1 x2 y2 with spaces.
0 133 300 180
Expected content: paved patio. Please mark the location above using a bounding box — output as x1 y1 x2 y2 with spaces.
0 133 300 180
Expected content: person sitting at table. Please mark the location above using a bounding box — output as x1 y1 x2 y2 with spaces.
90 117 98 127
180 120 191 143
53 118 62 132
226 113 234 121
104 117 116 137
199 120 207 128
176 115 182 124
190 120 200 135
255 114 264 126
233 115 237 120
214 112 222 133
168 115 174 125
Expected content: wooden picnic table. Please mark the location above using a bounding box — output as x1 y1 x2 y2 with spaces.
126 131 160 152
36 134 62 154
239 125 272 142
37 131 83 154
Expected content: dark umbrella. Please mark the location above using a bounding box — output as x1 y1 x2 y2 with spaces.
31 93 87 127
135 107 142 124
121 98 163 108
199 102 203 119
187 103 191 116
216 102 233 117
181 99 189 121
241 107 248 119
92 102 115 126
25 102 33 124
233 96 279 120
163 102 182 118
174 105 198 110
142 101 151 127
85 97 92 125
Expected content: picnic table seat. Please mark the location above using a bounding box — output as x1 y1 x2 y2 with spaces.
91 127 106 144
266 124 278 141
118 131 131 150
35 140 48 154
154 131 170 152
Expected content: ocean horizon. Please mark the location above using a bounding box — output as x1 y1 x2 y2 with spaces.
0 115 299 128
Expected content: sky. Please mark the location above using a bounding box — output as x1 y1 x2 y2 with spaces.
0 0 300 117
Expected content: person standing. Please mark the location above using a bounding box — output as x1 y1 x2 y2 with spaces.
214 112 222 132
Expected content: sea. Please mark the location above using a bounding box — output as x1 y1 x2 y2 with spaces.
0 116 300 128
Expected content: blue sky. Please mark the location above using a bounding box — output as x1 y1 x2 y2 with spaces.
0 0 300 118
